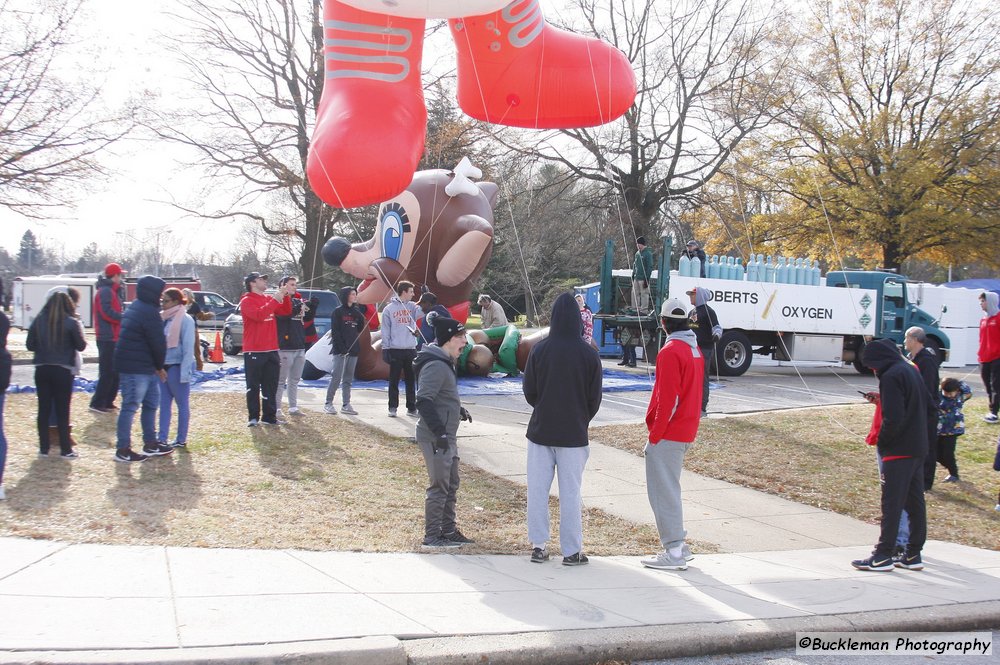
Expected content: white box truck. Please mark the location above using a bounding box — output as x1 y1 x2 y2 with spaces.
11 276 97 330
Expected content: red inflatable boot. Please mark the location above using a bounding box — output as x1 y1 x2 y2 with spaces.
307 1 427 209
450 0 636 128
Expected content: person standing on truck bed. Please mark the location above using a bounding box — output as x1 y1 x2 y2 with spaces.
687 287 721 417
632 236 654 313
682 240 707 278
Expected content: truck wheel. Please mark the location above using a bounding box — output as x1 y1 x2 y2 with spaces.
222 331 240 356
716 331 752 376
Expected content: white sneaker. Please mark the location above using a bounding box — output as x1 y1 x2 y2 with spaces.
388 408 397 418
984 413 999 423
247 419 259 427
275 410 284 419
288 407 301 415
641 551 688 571
995 504 1000 512
324 404 338 414
0 485 6 500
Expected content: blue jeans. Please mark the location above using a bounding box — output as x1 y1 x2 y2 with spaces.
0 392 7 485
158 365 190 445
117 373 160 451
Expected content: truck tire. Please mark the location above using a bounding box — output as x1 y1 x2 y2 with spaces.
716 331 752 377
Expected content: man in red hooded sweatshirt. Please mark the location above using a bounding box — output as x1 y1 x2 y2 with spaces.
642 297 704 572
240 273 291 426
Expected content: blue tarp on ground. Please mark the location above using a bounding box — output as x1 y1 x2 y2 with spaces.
8 366 657 396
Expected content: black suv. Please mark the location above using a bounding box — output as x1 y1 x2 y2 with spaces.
222 288 342 355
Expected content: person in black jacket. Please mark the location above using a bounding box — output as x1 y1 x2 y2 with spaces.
1 300 13 498
324 287 365 415
523 292 603 566
26 291 87 458
275 276 307 416
113 275 169 463
852 338 928 572
904 327 940 490
682 240 708 277
687 287 721 415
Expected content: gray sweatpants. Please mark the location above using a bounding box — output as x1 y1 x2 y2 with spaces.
645 439 688 550
277 349 305 410
325 354 358 407
526 440 589 556
417 437 460 540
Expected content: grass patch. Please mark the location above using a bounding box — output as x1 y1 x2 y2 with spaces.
590 400 1000 551
0 392 668 556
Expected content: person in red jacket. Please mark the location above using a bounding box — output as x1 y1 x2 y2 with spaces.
642 297 704 572
978 291 1000 423
239 273 291 426
90 262 124 412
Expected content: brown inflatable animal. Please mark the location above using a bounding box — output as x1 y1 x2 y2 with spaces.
324 159 498 380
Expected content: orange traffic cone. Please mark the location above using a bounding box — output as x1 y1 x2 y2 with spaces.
208 332 225 364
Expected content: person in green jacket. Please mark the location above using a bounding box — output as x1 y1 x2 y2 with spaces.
633 236 654 312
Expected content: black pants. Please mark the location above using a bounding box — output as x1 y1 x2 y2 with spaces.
244 351 280 423
699 345 716 412
36 365 73 454
387 349 417 411
923 419 938 490
982 359 1000 416
90 340 119 409
936 435 959 477
877 456 927 558
621 344 636 366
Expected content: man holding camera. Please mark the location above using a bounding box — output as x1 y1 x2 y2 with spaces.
240 272 291 426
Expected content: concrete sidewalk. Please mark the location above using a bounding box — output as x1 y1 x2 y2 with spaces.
1 368 998 664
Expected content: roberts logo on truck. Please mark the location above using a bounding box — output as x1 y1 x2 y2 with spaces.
711 290 759 304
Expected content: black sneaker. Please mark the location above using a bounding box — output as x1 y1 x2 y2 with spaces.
142 442 174 457
562 552 589 566
943 475 960 483
421 537 461 549
115 449 148 463
851 554 894 571
530 547 549 563
170 441 187 449
894 553 924 570
59 451 79 459
443 529 475 544
406 409 419 418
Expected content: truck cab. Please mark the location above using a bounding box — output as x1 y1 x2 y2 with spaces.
825 270 950 365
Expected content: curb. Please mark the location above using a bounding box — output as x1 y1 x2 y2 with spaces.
0 636 405 665
403 601 1000 665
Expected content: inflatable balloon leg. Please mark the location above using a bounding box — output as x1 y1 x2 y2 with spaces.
307 0 637 209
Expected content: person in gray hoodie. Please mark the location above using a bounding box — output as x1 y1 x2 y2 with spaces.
381 281 422 417
413 314 473 548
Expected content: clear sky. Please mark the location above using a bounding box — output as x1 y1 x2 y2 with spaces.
0 0 246 263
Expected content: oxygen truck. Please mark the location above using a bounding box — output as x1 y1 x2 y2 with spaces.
594 237 950 376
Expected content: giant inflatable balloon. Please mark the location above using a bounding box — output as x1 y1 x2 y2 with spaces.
323 158 492 379
307 0 637 209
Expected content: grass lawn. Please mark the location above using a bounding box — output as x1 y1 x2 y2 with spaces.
590 399 1000 552
0 392 668 557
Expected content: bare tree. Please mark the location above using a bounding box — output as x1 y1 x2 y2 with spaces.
0 0 132 216
490 0 787 246
148 0 353 287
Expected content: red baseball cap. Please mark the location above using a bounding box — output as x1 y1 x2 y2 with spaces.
104 263 123 277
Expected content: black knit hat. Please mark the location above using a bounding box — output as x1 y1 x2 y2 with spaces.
432 315 465 346
636 236 647 246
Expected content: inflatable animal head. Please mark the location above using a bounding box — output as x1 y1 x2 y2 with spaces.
322 158 498 308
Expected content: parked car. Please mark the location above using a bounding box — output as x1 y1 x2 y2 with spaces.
190 291 237 331
222 288 341 355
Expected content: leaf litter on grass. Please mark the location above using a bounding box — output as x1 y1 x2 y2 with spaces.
0 392 674 556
